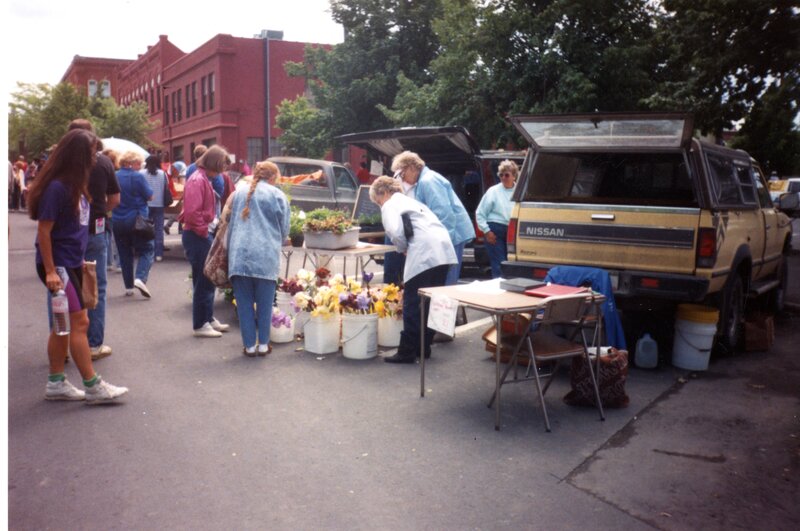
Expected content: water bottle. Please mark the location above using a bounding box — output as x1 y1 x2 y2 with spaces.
635 333 658 368
51 290 70 336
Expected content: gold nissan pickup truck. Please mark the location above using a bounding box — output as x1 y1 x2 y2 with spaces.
502 113 794 351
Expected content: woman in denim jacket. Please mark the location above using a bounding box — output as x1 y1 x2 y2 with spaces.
226 161 290 356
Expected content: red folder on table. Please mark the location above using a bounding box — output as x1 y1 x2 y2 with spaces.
524 283 588 298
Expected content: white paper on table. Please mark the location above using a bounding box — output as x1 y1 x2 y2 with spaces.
456 278 505 294
427 293 459 336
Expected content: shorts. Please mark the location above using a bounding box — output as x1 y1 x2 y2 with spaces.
36 263 85 312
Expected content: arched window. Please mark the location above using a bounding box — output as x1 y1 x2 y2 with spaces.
100 80 111 98
88 79 98 97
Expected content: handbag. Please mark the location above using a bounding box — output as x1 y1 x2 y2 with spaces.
163 174 174 207
81 261 98 310
564 347 630 408
203 220 232 289
133 214 155 241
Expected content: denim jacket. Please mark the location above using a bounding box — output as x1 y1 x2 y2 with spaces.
227 182 290 281
414 166 475 246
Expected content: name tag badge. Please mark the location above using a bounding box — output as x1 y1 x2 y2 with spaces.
95 217 105 234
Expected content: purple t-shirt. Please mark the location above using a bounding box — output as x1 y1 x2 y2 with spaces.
35 180 89 268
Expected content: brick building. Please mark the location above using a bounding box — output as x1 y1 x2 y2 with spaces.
62 30 323 170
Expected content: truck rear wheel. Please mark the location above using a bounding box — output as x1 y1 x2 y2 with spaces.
718 274 744 353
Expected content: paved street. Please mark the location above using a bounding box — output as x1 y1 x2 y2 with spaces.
7 211 800 530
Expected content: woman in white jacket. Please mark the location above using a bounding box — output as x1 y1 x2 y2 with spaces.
370 176 456 363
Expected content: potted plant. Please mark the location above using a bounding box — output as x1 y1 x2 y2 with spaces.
357 213 383 233
338 272 379 359
270 309 295 343
302 207 360 249
289 207 306 247
374 282 403 347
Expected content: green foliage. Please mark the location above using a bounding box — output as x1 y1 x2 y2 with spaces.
303 207 354 234
8 82 154 160
274 96 330 158
289 206 306 238
647 0 800 137
357 212 382 226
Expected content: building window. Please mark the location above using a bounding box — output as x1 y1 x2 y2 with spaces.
201 76 207 112
88 79 98 97
150 88 154 114
171 92 177 123
172 145 185 164
100 80 111 98
157 86 161 111
208 72 215 110
164 95 169 126
185 84 191 118
247 137 264 166
191 82 197 116
177 89 182 121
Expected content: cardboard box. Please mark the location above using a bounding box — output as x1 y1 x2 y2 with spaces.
744 314 774 352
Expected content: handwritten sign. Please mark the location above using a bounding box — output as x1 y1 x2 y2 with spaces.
427 293 459 336
352 185 382 222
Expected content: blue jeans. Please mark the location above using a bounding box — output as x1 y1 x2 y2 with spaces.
149 207 166 258
231 276 277 348
398 264 450 357
445 241 466 286
183 230 217 330
113 216 155 289
485 222 508 279
85 232 108 347
106 218 119 269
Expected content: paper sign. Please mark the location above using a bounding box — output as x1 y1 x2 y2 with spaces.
427 293 459 336
370 160 384 176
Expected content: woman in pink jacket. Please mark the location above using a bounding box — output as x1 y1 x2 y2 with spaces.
179 145 231 338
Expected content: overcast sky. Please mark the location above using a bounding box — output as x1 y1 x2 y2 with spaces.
4 0 344 100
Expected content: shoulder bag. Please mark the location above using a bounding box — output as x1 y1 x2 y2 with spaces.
163 173 174 207
81 261 99 310
133 214 156 241
203 197 234 289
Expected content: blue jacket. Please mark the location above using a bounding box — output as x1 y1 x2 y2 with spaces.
544 266 627 350
414 167 475 246
113 167 152 223
227 182 290 281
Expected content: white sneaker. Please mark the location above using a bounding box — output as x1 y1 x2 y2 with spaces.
90 344 113 360
210 317 229 332
134 278 151 298
155 256 163 262
125 289 134 296
194 322 222 338
45 379 86 401
85 378 128 403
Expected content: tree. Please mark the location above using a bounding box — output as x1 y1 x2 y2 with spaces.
647 0 800 138
282 0 443 151
729 83 800 175
8 82 154 160
274 96 331 158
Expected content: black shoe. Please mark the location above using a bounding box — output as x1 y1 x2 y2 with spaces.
415 350 432 360
384 352 416 364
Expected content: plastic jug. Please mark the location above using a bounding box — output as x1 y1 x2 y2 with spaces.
635 333 658 368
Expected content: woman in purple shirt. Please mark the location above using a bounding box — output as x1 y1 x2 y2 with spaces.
27 129 128 403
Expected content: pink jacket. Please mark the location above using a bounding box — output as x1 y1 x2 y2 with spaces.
179 169 216 238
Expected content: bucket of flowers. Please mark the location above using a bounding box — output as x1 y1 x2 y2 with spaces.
375 283 403 347
339 272 378 360
270 309 295 343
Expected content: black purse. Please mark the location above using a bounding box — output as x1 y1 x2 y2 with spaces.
133 214 156 241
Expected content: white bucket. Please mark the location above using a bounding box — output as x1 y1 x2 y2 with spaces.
341 313 378 359
378 316 403 347
672 304 719 371
294 310 311 337
275 291 294 316
304 314 340 354
270 323 295 344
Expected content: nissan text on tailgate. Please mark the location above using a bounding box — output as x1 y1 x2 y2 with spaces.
502 113 792 351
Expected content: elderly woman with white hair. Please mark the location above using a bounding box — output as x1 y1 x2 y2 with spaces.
390 150 474 286
112 150 154 298
475 159 519 278
370 176 456 363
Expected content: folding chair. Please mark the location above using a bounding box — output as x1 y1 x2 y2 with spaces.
488 292 605 432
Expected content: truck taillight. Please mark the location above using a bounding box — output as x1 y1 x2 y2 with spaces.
696 227 717 268
507 218 517 254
